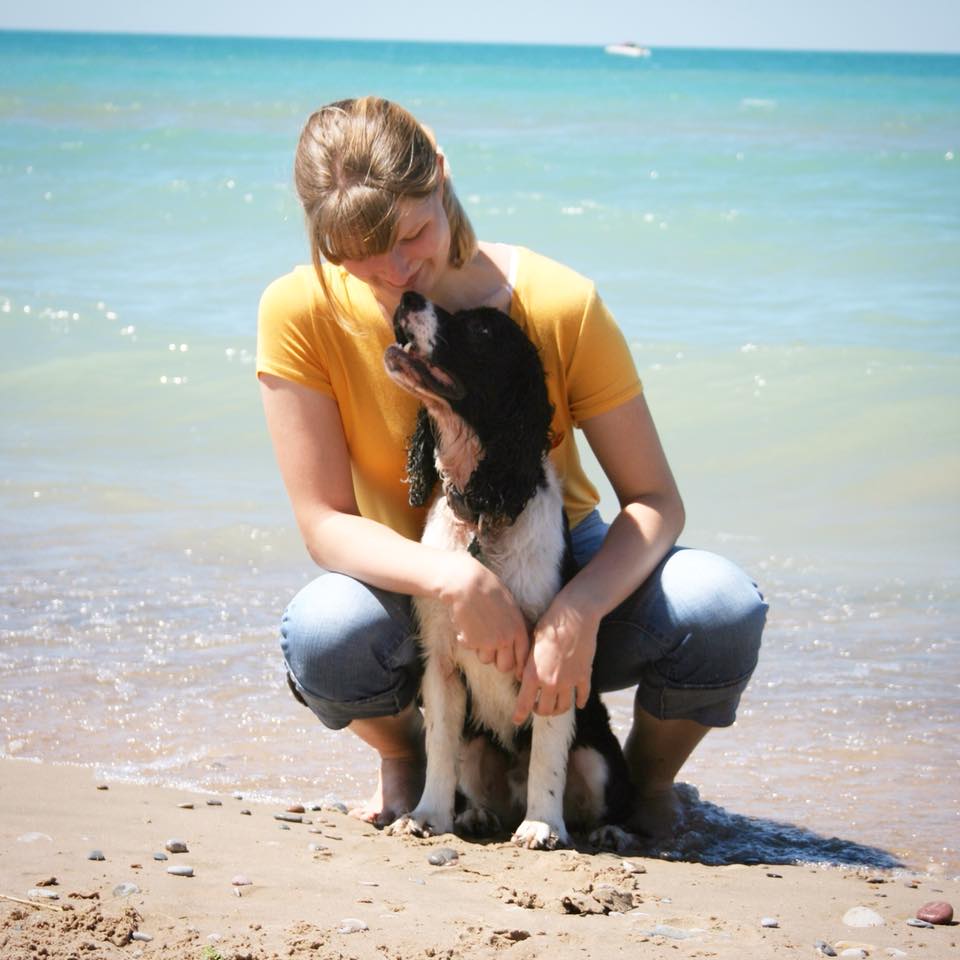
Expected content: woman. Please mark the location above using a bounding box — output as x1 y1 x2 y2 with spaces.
257 96 766 834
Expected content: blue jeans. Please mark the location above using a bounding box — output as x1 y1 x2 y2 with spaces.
280 510 767 730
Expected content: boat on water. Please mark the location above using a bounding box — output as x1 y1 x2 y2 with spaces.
604 42 651 58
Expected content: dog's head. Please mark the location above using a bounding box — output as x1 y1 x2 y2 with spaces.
384 291 554 524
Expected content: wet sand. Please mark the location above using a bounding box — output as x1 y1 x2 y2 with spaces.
1 759 956 959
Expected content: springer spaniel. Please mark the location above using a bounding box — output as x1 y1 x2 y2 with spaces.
383 291 633 850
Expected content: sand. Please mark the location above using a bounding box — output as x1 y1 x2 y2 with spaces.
1 758 955 960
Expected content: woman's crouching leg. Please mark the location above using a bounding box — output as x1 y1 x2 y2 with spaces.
593 547 768 834
279 572 422 730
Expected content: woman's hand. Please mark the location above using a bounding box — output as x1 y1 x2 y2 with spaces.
512 593 599 725
441 553 530 676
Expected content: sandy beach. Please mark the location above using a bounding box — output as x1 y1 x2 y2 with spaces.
1 759 955 960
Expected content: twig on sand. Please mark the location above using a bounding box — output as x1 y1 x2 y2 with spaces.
0 892 66 912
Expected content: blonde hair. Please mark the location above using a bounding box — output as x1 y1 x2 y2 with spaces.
294 97 477 308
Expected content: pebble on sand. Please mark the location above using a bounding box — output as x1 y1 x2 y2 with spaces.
841 906 884 928
167 865 194 877
27 888 60 901
916 900 953 924
428 847 459 866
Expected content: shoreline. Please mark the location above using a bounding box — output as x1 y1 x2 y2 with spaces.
1 758 956 959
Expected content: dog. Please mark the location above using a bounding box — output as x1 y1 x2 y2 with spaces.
383 291 633 850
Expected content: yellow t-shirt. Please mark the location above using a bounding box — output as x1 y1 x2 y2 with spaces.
256 246 642 541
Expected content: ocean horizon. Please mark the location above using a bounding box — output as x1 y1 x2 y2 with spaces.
1 30 957 874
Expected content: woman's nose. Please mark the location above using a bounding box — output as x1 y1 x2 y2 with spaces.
384 248 412 285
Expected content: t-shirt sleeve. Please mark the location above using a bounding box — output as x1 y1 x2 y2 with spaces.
565 286 643 425
256 270 333 395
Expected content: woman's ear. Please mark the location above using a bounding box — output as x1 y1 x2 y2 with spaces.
406 407 438 507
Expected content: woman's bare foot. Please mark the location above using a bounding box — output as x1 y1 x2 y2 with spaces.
346 704 425 828
628 784 682 839
349 753 425 827
623 710 708 840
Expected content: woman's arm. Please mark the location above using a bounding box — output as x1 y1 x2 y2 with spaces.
513 393 684 722
259 373 529 673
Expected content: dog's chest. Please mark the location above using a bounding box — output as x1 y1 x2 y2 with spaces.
413 465 566 744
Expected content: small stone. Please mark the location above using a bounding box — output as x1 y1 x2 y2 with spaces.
814 942 838 957
842 906 884 928
206 799 222 806
87 850 105 861
916 899 953 924
131 932 153 943
337 918 368 934
286 804 306 814
906 917 934 928
760 917 779 928
317 795 349 814
27 889 60 901
274 813 302 823
231 875 252 886
153 852 168 861
428 847 459 866
112 882 140 897
166 865 194 877
177 802 194 809
165 839 188 853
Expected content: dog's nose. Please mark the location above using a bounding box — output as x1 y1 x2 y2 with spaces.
400 290 427 313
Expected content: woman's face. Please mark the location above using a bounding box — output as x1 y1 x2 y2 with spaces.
340 186 451 311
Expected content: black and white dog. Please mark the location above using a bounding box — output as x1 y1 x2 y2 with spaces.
383 291 632 850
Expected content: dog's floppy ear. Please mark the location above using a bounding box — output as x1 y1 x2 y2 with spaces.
464 351 555 524
406 407 438 507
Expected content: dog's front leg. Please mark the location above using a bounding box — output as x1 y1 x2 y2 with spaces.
512 708 575 850
387 654 464 839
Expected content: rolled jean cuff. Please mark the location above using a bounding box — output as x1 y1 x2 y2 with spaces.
634 666 757 729
288 669 421 731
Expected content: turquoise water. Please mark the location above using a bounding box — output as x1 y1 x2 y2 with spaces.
1 31 958 874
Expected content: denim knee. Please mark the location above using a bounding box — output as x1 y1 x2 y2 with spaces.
597 548 767 727
279 573 421 730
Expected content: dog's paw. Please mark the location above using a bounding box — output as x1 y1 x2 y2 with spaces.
512 819 570 851
588 824 639 854
455 806 502 837
385 810 452 839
